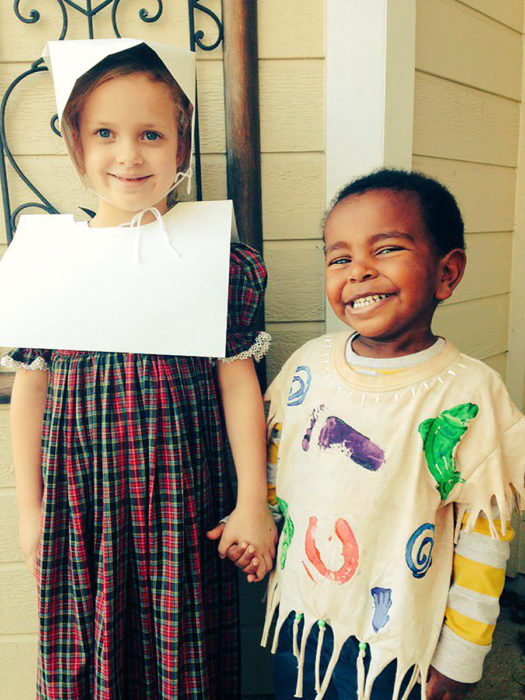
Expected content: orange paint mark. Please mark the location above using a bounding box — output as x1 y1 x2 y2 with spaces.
302 560 315 582
305 516 359 584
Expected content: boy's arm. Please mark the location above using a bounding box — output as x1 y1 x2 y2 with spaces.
210 358 277 576
267 422 283 524
428 510 512 694
10 368 48 576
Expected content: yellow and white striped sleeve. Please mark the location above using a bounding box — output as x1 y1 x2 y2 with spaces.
267 422 283 523
431 511 514 683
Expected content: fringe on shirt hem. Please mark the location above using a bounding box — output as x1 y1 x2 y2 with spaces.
454 481 524 543
262 587 428 700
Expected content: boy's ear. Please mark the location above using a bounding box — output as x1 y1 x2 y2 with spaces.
435 249 467 302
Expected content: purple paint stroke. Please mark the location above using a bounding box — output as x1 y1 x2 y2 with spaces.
302 404 326 451
318 416 385 471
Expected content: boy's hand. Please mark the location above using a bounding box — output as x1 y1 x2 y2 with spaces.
426 666 477 700
207 531 259 572
206 504 277 582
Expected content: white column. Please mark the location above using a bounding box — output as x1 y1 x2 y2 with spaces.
325 0 416 332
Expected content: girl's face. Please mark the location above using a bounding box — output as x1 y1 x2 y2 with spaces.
78 72 180 227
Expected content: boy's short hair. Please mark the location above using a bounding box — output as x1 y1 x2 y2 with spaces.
326 168 465 256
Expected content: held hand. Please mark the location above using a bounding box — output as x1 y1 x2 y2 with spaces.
207 504 277 582
19 506 41 578
426 666 477 700
207 523 259 571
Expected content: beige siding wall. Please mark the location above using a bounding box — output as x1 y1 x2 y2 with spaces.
0 2 326 696
413 0 523 380
413 0 525 578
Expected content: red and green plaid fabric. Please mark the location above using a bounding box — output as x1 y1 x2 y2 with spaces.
9 243 267 699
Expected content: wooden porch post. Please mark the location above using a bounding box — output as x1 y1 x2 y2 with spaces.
220 0 263 254
221 1 266 386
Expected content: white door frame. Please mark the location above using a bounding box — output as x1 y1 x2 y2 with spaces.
325 0 416 332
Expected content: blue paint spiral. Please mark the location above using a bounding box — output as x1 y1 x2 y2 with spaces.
287 366 311 406
405 523 435 579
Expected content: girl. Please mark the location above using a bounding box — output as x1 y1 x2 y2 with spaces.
3 39 276 699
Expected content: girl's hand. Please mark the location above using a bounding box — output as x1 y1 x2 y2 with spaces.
426 666 476 700
19 505 41 578
207 504 277 581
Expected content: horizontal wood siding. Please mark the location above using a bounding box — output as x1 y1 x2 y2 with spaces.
413 0 522 388
411 157 517 233
266 321 325 380
417 0 522 100
265 240 325 322
413 73 520 167
459 0 523 30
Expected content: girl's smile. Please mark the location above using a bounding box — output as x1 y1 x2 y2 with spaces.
109 173 153 186
324 189 464 358
78 73 180 227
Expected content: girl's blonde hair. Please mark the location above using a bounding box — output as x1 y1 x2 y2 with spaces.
62 44 193 188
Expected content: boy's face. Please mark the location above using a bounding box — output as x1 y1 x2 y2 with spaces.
78 73 179 226
324 189 462 355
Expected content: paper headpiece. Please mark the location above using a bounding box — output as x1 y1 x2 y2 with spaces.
42 38 196 193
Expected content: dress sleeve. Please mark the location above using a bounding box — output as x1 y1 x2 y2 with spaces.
221 242 271 362
1 347 52 371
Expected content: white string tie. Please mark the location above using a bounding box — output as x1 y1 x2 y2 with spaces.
120 207 182 263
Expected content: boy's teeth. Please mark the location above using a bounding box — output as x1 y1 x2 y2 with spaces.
352 294 389 309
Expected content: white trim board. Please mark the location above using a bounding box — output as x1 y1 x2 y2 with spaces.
325 0 416 332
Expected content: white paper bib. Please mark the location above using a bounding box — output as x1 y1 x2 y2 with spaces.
0 200 235 356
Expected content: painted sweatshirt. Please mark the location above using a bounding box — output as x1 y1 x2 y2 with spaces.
262 332 524 700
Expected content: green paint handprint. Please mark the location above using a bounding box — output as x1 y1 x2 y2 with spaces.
277 497 295 569
418 402 479 500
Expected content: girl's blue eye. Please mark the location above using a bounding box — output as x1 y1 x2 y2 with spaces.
143 131 160 141
97 128 111 139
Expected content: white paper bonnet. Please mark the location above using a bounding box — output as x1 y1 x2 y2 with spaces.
42 38 196 194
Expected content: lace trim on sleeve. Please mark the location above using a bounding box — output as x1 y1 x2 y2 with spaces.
1 355 49 371
220 331 271 363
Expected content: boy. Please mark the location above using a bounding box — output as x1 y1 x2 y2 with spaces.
258 170 524 699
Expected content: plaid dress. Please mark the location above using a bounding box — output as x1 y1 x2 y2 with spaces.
8 243 268 700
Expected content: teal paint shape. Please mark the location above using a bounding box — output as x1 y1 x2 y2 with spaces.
277 497 295 569
418 402 479 500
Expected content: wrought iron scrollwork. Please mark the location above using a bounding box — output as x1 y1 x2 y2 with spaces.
2 0 224 242
14 1 69 40
0 64 59 240
14 0 40 24
111 0 164 38
189 1 223 52
13 0 165 41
